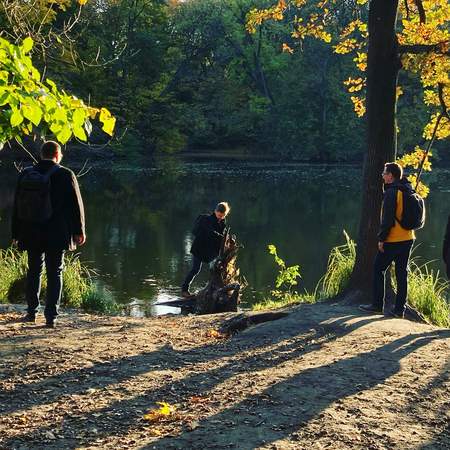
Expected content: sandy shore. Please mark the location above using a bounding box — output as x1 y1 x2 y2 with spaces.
0 302 449 449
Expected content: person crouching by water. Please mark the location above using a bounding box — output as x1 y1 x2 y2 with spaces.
181 202 230 298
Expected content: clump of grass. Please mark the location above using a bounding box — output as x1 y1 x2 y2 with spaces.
405 260 450 327
252 291 315 311
317 230 355 298
0 247 119 315
81 282 120 314
0 248 29 302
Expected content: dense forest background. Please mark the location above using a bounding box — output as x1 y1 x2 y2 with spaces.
0 0 442 162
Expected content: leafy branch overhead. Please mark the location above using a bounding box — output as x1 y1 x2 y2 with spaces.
0 36 115 148
247 0 450 197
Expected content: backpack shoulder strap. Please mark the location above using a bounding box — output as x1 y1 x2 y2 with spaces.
43 164 61 181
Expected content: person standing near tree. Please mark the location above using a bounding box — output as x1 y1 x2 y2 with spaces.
181 202 230 298
360 162 424 318
12 141 86 328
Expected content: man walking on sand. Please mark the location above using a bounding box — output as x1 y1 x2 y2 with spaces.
12 141 86 328
360 162 420 318
181 202 230 298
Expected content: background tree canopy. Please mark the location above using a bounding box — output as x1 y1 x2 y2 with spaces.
0 0 446 162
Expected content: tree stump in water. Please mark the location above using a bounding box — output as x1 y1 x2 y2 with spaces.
195 228 242 315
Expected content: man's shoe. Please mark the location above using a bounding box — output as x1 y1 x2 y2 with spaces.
359 304 383 314
45 320 56 328
20 314 36 323
387 308 404 319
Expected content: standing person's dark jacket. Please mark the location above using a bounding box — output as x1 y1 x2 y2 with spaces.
443 215 450 278
378 177 415 242
191 213 225 263
12 160 85 251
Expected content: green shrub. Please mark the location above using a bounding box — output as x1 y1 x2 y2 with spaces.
81 282 120 314
317 230 355 298
403 260 450 327
252 244 314 310
0 247 119 315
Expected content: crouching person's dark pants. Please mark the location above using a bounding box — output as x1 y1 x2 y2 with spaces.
373 240 414 313
26 249 65 321
181 256 203 292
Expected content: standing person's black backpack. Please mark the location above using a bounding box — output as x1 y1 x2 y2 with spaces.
396 182 426 231
16 165 60 223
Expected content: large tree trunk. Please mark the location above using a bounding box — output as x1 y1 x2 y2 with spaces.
346 0 401 301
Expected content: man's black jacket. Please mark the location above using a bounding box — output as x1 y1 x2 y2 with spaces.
378 178 414 242
12 160 85 251
191 213 225 263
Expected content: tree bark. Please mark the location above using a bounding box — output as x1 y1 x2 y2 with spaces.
195 228 242 314
347 0 401 300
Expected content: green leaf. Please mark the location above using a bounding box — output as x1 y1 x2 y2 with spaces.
22 37 34 53
22 103 42 126
0 92 9 106
72 108 86 127
73 124 87 141
10 109 23 127
101 116 116 136
56 125 72 144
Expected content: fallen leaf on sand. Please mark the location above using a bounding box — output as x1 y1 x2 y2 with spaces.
143 402 176 423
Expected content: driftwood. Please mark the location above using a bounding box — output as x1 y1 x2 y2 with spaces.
195 228 243 315
219 311 290 335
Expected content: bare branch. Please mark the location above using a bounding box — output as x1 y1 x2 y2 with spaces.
414 0 426 24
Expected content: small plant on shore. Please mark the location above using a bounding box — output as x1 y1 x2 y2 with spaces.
317 230 356 298
404 260 450 327
252 245 315 310
0 247 119 315
81 282 120 315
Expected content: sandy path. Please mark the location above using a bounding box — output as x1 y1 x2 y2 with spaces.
0 303 449 450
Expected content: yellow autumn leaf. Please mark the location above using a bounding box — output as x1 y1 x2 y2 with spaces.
78 0 88 5
143 402 176 423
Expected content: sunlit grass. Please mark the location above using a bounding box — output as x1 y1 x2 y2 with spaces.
403 260 450 327
0 247 119 314
316 230 355 298
254 232 450 327
252 291 316 310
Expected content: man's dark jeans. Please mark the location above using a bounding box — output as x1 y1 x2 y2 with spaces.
373 240 413 313
26 249 65 321
181 256 202 292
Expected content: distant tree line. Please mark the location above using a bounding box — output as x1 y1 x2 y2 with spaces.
0 0 437 162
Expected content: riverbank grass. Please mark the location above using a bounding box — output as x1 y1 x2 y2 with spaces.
0 247 119 314
255 233 450 328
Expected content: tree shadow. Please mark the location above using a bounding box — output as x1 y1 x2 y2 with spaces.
413 359 450 450
145 329 450 449
0 310 379 448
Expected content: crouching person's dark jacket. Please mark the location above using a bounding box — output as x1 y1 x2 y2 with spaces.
191 213 225 263
12 160 85 251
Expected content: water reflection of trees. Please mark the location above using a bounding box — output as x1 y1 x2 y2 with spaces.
0 165 448 304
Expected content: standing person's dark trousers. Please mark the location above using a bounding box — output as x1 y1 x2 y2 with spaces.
373 240 413 314
181 256 202 293
26 249 65 322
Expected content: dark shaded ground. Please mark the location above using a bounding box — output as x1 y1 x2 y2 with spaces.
0 303 449 450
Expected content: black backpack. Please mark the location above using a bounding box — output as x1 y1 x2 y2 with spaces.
16 165 60 223
396 188 426 230
192 214 209 237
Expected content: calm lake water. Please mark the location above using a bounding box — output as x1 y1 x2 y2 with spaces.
0 159 449 314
